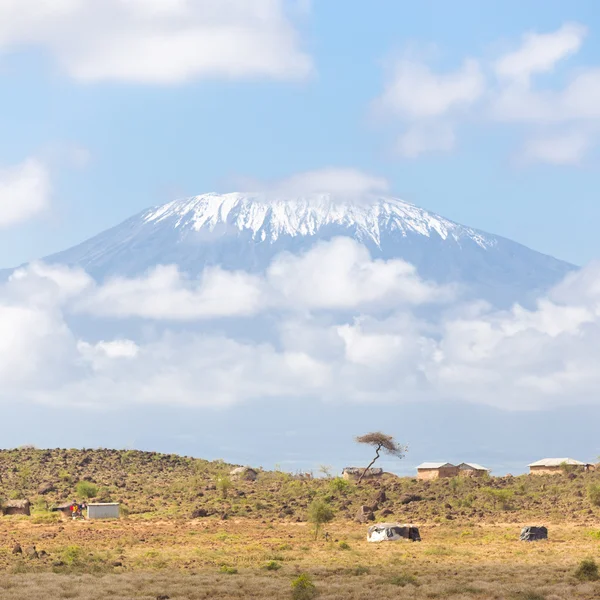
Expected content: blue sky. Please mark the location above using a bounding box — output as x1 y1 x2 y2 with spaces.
1 0 600 267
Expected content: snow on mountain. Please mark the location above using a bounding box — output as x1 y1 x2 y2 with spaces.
39 192 575 306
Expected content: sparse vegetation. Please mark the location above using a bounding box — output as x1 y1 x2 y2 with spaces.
75 481 98 499
588 483 600 507
575 558 599 581
307 498 334 540
291 573 317 600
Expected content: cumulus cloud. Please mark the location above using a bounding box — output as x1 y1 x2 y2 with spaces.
521 130 592 165
0 0 312 84
2 238 600 413
494 23 587 81
0 158 51 228
240 168 389 198
377 58 484 119
375 22 600 164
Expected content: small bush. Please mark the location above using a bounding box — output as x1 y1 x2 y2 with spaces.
216 476 232 499
587 483 600 507
587 530 600 540
329 477 349 493
307 499 334 540
511 592 546 600
389 573 419 587
62 545 85 566
263 560 282 571
219 565 238 575
338 541 350 550
75 481 98 499
574 558 599 581
351 566 370 576
291 573 317 600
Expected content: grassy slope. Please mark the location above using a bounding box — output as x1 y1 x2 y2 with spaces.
1 448 600 524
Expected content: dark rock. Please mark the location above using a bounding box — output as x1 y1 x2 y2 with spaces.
400 494 423 505
191 508 210 519
25 546 38 559
375 490 387 504
380 508 393 517
38 483 56 495
111 561 123 567
156 595 170 600
356 505 375 523
12 544 22 555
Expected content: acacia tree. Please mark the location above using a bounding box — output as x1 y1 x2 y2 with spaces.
355 432 407 483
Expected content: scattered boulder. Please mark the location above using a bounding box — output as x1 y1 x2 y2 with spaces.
380 508 393 518
375 490 387 504
191 508 210 519
356 505 375 523
12 544 22 555
37 483 56 495
400 494 422 505
156 595 170 600
25 546 38 559
230 466 258 481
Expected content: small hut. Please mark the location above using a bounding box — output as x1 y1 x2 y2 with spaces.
367 523 421 543
528 458 590 475
87 503 120 519
416 462 458 480
342 467 383 481
458 462 490 478
2 499 31 516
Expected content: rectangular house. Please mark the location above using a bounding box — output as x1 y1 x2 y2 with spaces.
458 462 490 477
87 503 120 519
528 458 590 475
416 462 459 480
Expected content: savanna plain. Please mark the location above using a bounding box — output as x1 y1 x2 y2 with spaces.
1 449 599 600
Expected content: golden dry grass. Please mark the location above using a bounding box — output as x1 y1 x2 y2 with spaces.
1 517 599 599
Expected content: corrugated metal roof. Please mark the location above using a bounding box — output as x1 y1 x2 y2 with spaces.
416 462 455 469
528 457 586 467
459 462 489 471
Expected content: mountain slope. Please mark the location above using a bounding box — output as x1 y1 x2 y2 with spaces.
42 192 575 306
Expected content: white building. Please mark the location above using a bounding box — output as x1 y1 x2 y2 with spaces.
87 503 120 519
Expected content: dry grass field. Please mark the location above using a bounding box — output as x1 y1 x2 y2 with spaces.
1 449 600 599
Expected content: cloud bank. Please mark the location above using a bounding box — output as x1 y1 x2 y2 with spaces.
375 22 600 164
2 239 600 413
0 0 312 84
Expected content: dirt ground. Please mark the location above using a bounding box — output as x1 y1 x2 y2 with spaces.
1 516 599 599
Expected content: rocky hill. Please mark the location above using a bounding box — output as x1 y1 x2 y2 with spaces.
1 448 600 525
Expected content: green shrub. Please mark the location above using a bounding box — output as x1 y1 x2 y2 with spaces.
62 545 85 566
351 566 370 576
483 488 514 510
291 573 317 600
587 484 600 507
219 565 238 575
329 477 349 493
216 475 232 499
389 573 419 587
338 541 350 550
575 558 599 581
263 560 282 571
307 498 334 540
510 592 546 600
75 481 98 499
587 530 600 540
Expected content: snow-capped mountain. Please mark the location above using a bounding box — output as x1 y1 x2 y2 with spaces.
41 192 574 306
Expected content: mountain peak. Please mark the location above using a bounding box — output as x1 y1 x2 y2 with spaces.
141 192 493 249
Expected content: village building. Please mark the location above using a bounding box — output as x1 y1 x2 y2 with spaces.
87 503 120 519
342 467 383 481
458 462 490 477
416 462 459 480
528 458 591 475
2 499 31 516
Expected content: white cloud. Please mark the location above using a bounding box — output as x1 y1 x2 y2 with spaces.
377 58 484 119
0 0 312 84
0 158 51 228
494 23 587 81
521 130 591 165
5 241 600 412
267 238 450 309
373 23 600 164
241 167 389 198
395 123 456 158
77 264 264 320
